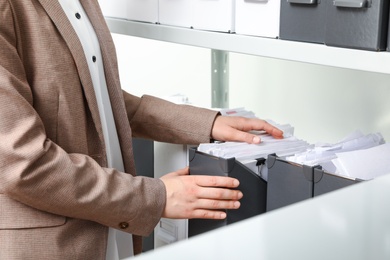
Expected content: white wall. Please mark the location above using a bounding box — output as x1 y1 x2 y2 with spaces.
113 33 390 144
112 33 211 108
229 53 390 143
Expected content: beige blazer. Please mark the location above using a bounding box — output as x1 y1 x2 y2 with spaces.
0 0 218 259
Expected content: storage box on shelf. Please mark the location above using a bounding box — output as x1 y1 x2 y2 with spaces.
279 0 328 44
101 0 390 52
159 0 193 28
98 0 128 20
159 0 235 32
98 0 158 23
324 0 390 51
192 0 235 33
235 0 281 38
127 0 159 23
280 0 390 51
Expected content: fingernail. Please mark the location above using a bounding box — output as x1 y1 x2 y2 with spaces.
220 212 227 219
233 179 240 187
252 136 261 143
234 201 241 208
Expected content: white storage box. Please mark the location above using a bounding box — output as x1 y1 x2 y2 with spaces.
128 0 159 23
98 0 158 23
98 0 128 19
192 0 235 32
235 0 281 38
159 0 193 28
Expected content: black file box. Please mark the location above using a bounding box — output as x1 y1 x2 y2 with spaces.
388 8 390 52
279 0 328 44
266 154 362 211
324 0 390 51
188 148 267 237
266 154 317 211
313 167 362 196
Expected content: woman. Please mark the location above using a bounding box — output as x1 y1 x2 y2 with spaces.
0 1 283 259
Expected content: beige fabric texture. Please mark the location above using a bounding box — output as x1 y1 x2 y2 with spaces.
0 0 218 259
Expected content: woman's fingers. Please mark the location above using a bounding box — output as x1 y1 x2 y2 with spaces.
193 175 240 189
160 168 243 219
193 184 243 201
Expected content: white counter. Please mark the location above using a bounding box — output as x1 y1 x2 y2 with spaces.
133 173 390 259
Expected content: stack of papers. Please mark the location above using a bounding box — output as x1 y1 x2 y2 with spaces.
198 108 389 181
198 123 309 162
219 107 257 118
198 117 312 180
286 130 385 176
332 143 390 180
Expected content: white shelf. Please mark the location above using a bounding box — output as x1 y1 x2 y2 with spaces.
106 17 390 75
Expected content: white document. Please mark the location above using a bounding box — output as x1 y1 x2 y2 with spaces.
200 108 389 181
332 143 390 180
198 117 311 180
287 130 385 172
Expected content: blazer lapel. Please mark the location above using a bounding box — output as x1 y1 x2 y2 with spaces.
80 0 136 174
37 0 136 173
36 0 106 158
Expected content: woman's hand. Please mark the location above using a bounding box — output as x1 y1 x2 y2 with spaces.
160 167 243 220
211 116 284 144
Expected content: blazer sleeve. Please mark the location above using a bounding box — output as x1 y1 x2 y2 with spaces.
123 90 219 145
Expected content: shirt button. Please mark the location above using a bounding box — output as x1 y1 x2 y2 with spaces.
119 222 129 229
92 56 97 62
75 13 81 19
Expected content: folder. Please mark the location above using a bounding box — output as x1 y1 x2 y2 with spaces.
266 154 362 211
188 148 267 237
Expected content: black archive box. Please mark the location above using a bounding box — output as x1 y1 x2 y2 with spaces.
325 0 390 51
266 154 362 211
279 0 329 44
188 148 267 237
388 11 390 51
313 167 363 196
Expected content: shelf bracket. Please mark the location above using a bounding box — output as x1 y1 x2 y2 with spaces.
211 49 229 109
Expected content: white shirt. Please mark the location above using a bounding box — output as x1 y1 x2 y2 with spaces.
58 1 133 259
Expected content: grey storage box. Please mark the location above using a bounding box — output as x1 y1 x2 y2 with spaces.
313 167 362 196
188 148 267 237
388 12 390 51
325 0 389 51
279 0 329 44
266 154 361 211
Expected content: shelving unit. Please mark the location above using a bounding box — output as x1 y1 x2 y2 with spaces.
106 16 390 256
106 17 390 75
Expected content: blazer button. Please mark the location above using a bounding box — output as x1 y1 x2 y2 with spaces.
75 13 81 19
119 222 129 229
